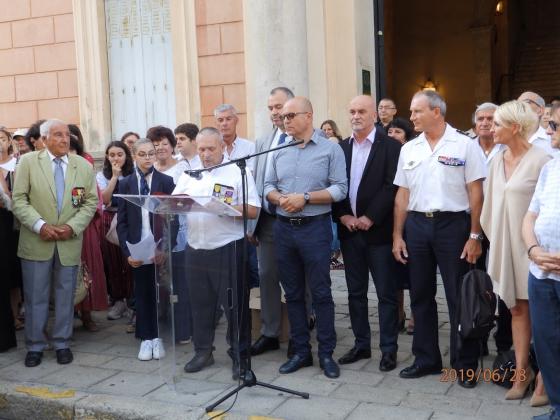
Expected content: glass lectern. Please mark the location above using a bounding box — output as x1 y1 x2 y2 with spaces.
115 194 241 395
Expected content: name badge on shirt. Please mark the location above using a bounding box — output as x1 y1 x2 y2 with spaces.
437 156 465 166
212 183 234 205
71 187 85 207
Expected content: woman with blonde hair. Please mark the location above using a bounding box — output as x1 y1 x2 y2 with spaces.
481 100 551 400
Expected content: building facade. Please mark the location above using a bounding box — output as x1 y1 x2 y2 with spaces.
0 0 376 153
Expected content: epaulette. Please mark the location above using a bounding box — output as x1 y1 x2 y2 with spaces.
456 129 476 139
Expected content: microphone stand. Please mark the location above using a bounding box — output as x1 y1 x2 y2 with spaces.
187 139 310 413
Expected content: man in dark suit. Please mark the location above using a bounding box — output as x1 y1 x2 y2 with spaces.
249 86 294 355
117 138 175 362
333 95 402 371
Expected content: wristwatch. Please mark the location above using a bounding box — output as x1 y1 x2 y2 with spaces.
469 232 484 241
303 192 311 204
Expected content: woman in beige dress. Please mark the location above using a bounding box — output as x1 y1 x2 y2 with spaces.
481 100 551 400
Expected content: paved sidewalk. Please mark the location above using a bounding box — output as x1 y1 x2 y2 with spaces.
0 271 550 420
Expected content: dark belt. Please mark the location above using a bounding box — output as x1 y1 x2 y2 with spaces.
277 212 331 226
410 210 466 218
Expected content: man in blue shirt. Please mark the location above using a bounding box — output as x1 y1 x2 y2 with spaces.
264 96 347 378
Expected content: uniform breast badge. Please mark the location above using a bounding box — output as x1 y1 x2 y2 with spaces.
437 156 465 166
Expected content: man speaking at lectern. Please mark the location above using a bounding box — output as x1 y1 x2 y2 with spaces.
172 127 260 380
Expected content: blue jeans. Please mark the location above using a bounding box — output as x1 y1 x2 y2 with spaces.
529 273 560 415
274 216 336 358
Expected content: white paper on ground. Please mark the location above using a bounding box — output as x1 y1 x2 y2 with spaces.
126 233 159 265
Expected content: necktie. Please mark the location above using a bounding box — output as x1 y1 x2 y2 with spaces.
54 158 65 214
137 166 153 195
278 132 288 145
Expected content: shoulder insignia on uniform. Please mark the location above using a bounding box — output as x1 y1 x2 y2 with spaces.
456 129 476 139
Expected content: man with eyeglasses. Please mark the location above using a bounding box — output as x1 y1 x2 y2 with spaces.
376 98 398 132
518 91 558 157
264 96 348 378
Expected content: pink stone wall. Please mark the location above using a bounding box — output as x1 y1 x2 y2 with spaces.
0 0 79 131
195 0 247 137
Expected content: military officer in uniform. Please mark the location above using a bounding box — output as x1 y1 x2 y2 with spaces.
392 91 486 388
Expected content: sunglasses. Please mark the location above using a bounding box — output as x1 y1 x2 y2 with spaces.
281 112 307 121
549 120 559 132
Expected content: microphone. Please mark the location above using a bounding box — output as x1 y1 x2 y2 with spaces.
184 169 202 180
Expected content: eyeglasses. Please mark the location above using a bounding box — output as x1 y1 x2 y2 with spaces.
136 151 156 158
281 112 308 121
549 120 559 132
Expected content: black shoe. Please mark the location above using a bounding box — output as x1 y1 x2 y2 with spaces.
279 354 313 374
399 363 441 379
319 356 340 378
379 352 397 372
286 339 295 359
184 353 214 373
338 347 371 365
458 377 478 389
250 335 279 356
24 351 43 367
56 348 73 365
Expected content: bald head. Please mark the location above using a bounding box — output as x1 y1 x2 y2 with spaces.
282 96 314 140
285 96 314 113
518 91 545 118
349 95 377 139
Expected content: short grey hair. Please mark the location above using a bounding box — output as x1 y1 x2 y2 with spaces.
270 86 294 98
473 102 498 124
213 104 237 118
39 119 66 137
131 138 154 155
198 127 224 143
413 91 447 117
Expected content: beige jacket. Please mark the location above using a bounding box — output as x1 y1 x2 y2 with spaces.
12 150 98 266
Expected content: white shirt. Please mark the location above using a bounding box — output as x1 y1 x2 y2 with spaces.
530 125 557 157
136 170 153 240
394 124 487 212
172 158 260 250
349 129 375 216
32 151 69 233
528 157 560 282
0 156 17 172
175 153 201 170
159 160 188 184
224 136 255 173
475 137 504 166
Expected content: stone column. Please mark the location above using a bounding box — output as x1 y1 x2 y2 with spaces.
243 0 310 139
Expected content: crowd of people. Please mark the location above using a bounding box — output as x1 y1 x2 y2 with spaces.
0 86 559 420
